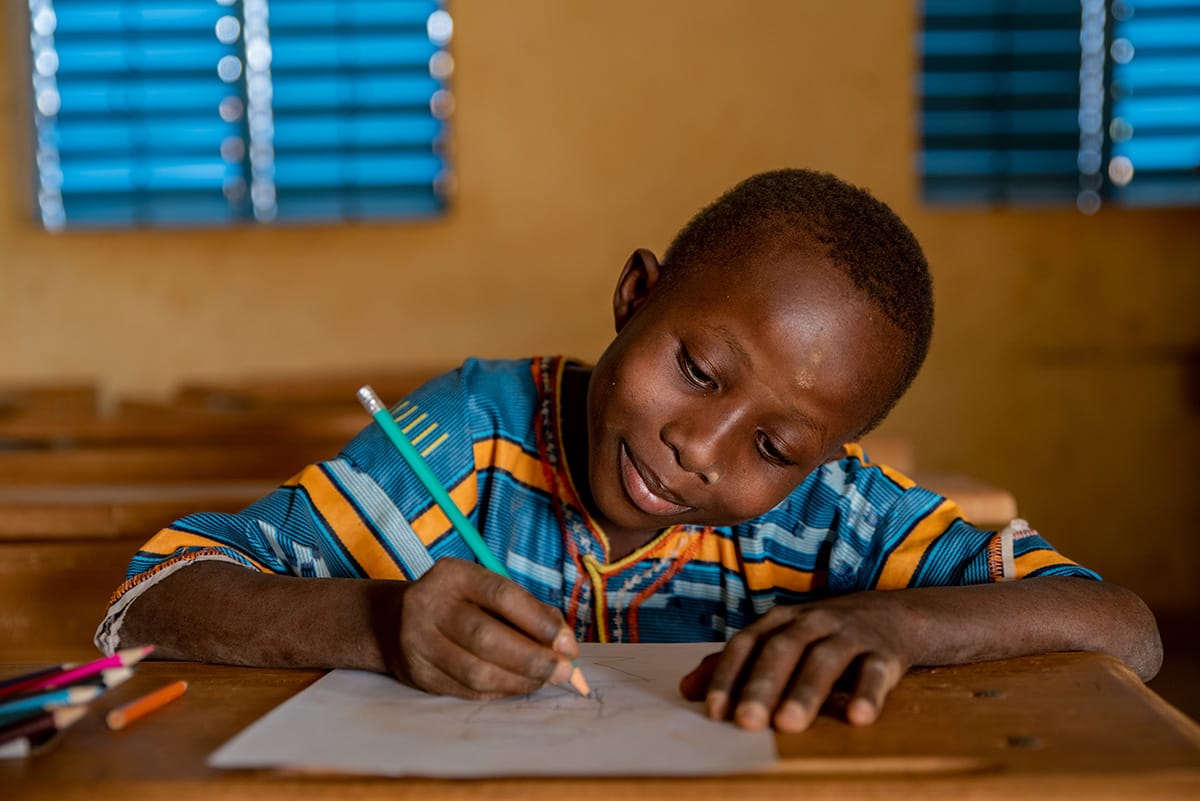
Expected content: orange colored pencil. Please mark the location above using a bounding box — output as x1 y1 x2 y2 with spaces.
105 680 188 731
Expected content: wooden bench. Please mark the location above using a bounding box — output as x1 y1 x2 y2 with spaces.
0 482 274 663
0 381 98 419
175 369 439 411
0 443 338 485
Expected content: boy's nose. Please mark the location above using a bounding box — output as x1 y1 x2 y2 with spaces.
662 407 740 483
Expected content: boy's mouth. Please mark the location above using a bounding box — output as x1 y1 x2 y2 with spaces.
618 442 692 516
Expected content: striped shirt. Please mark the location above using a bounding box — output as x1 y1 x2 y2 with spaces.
96 356 1097 651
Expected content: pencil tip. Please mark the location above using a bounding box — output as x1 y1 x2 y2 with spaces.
568 666 592 699
118 644 156 667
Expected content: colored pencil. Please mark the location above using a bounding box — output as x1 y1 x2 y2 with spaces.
0 645 153 700
0 736 31 760
357 385 593 699
0 667 132 724
106 680 188 730
0 663 74 693
0 706 86 748
0 685 102 720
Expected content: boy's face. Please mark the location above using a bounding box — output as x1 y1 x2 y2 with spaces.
584 247 906 541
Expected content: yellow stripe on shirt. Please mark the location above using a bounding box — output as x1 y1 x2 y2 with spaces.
844 442 917 490
409 471 480 546
138 528 269 573
473 438 552 492
692 532 817 594
875 499 965 590
297 464 405 579
1012 547 1084 579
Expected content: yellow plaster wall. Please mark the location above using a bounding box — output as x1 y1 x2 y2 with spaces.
1 2 1197 612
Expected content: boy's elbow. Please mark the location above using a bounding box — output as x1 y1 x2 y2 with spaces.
1127 608 1163 683
1103 582 1163 682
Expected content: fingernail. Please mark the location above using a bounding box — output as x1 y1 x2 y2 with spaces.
847 698 876 726
550 659 573 686
706 690 729 719
553 628 575 656
734 702 769 730
776 700 809 732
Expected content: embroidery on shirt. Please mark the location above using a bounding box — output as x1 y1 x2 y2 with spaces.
610 530 694 642
534 356 598 640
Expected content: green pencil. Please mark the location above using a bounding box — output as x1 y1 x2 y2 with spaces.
357 385 592 699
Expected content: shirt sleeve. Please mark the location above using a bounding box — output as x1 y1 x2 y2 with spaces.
826 445 1100 593
95 365 480 655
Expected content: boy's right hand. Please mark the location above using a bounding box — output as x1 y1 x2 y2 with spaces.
380 558 578 698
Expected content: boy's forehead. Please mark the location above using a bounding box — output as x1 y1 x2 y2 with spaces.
658 252 903 399
668 248 858 317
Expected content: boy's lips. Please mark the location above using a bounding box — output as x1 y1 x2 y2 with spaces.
618 442 693 516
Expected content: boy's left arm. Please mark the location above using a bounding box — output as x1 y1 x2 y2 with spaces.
680 575 1162 733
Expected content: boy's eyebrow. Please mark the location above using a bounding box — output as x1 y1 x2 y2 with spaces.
709 325 752 370
707 324 827 441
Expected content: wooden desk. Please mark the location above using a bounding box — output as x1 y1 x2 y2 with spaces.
4 654 1199 800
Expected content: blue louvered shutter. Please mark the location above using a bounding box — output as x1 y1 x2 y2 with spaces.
917 0 1200 211
1106 0 1200 205
26 0 452 230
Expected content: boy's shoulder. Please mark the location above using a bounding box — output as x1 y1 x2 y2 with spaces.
453 355 544 403
410 356 541 401
420 356 564 433
734 445 920 539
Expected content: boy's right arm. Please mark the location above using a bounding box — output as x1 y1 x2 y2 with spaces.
118 558 578 699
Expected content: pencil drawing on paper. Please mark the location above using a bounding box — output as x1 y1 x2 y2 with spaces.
464 654 655 726
208 643 778 778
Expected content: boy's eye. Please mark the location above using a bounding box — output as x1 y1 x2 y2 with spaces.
678 345 718 390
756 432 796 467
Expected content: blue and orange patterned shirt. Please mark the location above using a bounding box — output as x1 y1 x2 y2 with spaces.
96 356 1098 652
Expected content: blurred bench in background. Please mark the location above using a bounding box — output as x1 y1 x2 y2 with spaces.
0 381 98 420
0 372 438 662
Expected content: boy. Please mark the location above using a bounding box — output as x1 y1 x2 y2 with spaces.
96 169 1161 733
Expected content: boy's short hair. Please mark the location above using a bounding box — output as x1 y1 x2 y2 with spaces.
661 168 933 435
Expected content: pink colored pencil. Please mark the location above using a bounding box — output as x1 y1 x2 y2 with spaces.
0 646 154 700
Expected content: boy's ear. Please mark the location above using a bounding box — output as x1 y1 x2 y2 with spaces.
612 248 662 332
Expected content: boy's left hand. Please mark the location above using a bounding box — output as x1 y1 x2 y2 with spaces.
679 593 912 733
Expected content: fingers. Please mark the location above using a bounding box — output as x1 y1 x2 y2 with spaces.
772 636 860 732
846 653 903 726
396 559 578 698
702 628 760 721
700 607 810 725
451 561 577 658
679 652 722 700
695 605 907 733
409 625 570 699
437 604 574 691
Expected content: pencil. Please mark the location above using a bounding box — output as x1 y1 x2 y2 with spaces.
0 667 131 724
0 736 31 760
0 685 103 720
0 706 86 748
0 645 153 700
0 663 73 693
0 668 133 728
357 385 592 699
106 680 188 730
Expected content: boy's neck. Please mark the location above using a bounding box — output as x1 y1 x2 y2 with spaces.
559 361 595 516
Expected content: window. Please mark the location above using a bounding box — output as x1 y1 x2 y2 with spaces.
918 0 1200 211
25 0 454 230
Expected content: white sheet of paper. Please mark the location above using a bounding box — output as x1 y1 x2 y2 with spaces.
208 642 776 777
